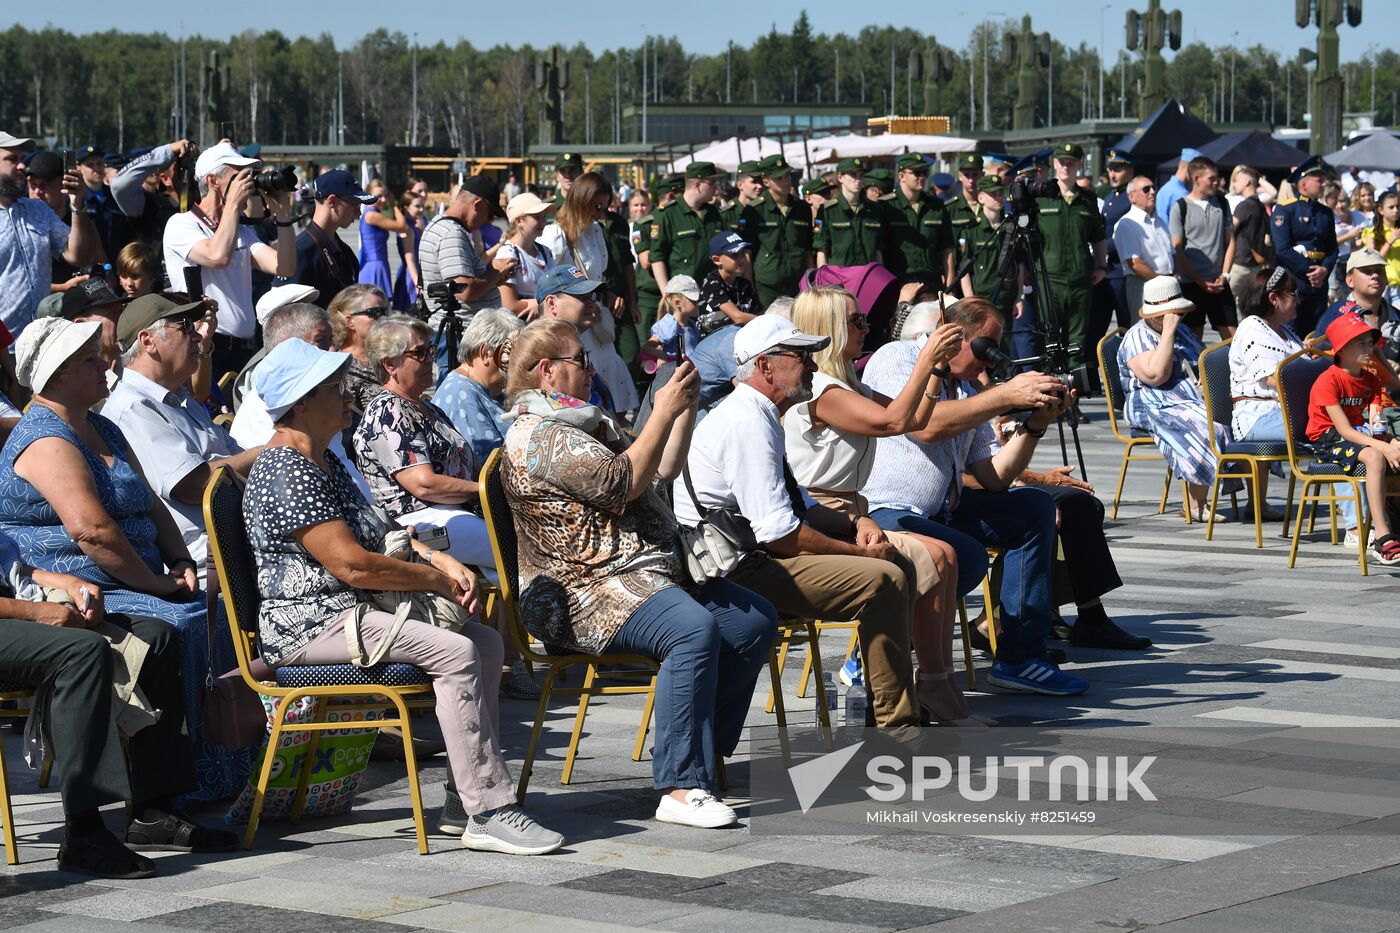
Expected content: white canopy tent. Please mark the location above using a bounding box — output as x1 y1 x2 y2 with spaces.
665 137 784 173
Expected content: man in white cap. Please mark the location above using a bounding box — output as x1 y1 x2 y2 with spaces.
0 131 98 338
674 316 923 730
162 140 296 378
103 294 263 578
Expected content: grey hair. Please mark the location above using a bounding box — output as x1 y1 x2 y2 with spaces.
264 303 330 351
366 313 433 380
119 322 169 367
457 307 524 365
765 296 796 321
198 164 237 199
734 356 759 382
898 300 946 341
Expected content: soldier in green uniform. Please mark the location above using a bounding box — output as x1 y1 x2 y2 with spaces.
740 154 813 307
863 168 895 201
551 151 583 208
1034 142 1107 367
651 161 726 294
947 153 985 289
960 175 1026 349
804 177 833 214
721 160 764 232
882 151 953 289
813 157 885 267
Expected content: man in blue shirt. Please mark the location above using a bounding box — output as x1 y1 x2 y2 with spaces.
1154 148 1197 227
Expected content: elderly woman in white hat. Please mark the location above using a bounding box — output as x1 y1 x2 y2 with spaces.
1117 275 1231 522
0 316 257 800
242 338 563 856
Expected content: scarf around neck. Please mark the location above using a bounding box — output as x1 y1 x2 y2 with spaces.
504 389 622 444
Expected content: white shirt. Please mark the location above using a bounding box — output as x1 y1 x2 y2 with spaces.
579 325 640 414
104 368 241 566
1113 206 1174 278
1228 314 1303 439
231 383 372 500
784 372 876 494
162 211 270 339
674 383 801 544
539 220 616 343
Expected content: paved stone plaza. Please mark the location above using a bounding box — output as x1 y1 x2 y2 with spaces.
4 393 1400 932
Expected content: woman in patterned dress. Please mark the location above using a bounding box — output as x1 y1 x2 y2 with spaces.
500 319 777 829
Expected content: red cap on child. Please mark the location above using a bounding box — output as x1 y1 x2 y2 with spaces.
1324 312 1381 356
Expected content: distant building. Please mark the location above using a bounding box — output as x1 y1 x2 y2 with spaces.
621 103 875 145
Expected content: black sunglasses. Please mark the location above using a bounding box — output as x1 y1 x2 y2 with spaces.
350 305 388 319
546 348 594 372
400 345 433 362
767 348 814 364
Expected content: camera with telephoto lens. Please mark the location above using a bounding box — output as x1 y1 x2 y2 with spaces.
251 166 298 194
1004 177 1061 222
77 262 112 280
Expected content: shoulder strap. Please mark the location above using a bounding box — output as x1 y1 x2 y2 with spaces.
681 459 710 521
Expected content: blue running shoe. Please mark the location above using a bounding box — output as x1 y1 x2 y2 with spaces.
839 653 864 688
986 658 1089 696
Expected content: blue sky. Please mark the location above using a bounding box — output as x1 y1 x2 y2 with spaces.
43 1 1398 61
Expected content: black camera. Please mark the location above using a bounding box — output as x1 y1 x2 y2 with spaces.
251 166 298 194
77 262 112 280
1005 177 1060 219
424 281 461 315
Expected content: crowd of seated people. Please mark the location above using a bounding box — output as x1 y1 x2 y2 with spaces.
6 126 1396 886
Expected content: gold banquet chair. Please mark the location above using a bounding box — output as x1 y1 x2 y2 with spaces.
203 467 437 853
477 450 663 801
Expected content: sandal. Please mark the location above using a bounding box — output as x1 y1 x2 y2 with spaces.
125 810 240 853
59 830 156 879
1373 534 1400 567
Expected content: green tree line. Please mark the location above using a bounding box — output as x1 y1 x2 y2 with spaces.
3 15 1399 155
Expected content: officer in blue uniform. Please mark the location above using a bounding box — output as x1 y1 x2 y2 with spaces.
1088 148 1135 391
1271 156 1337 336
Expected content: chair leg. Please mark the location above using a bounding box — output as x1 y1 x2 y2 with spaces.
1250 462 1265 549
631 673 658 763
765 634 793 713
982 573 999 657
957 599 976 691
392 694 429 855
561 665 597 785
1282 473 1297 537
1158 466 1173 515
517 664 563 803
0 737 17 865
1288 481 1314 568
1356 486 1370 577
1112 449 1133 520
1181 482 1193 523
1329 485 1340 544
246 694 298 850
806 622 833 747
1206 472 1223 540
768 644 787 730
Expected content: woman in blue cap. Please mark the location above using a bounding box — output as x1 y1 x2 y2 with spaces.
243 338 564 856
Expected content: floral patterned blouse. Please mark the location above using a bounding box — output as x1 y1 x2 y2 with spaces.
501 413 683 655
352 389 475 519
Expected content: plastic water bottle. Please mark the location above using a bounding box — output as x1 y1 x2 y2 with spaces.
817 669 834 711
843 687 868 729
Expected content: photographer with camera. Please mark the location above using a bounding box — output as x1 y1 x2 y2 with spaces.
111 138 196 257
287 170 377 308
418 174 518 379
162 141 296 378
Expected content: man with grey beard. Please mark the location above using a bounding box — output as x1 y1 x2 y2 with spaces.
0 132 97 338
672 316 921 730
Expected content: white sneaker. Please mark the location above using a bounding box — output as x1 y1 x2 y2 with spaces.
1345 528 1370 549
655 789 737 828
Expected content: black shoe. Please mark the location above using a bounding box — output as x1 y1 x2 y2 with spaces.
1050 613 1074 641
60 830 156 879
1068 608 1152 650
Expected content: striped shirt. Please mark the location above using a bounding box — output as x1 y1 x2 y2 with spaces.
419 214 497 322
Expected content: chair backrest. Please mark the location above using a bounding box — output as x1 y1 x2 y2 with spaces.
478 448 548 662
1097 328 1131 442
1198 339 1233 455
1275 348 1329 476
202 466 265 684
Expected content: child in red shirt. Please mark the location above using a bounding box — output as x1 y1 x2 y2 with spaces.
1307 313 1400 563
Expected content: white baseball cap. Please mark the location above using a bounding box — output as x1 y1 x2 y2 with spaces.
194 142 260 179
732 315 830 365
15 318 103 394
256 283 320 326
0 132 34 152
663 274 700 302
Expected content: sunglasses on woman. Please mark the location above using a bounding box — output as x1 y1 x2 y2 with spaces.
350 305 388 320
847 313 869 331
401 345 433 362
546 348 593 372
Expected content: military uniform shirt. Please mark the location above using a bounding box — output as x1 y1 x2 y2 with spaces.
740 192 812 294
1271 195 1338 297
632 215 660 299
947 194 982 272
966 214 1021 315
882 190 952 281
652 201 725 283
1036 189 1105 287
813 196 885 266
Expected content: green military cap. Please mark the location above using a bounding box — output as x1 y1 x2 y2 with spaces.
957 153 984 171
895 152 928 172
835 157 866 175
804 177 833 197
1054 142 1085 162
736 159 762 178
974 174 1006 194
555 151 583 170
864 168 894 194
758 154 793 177
663 172 686 192
1104 148 1131 166
685 161 722 180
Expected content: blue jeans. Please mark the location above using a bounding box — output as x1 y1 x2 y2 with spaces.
873 486 1057 665
1240 407 1286 442
1009 294 1039 364
610 579 776 792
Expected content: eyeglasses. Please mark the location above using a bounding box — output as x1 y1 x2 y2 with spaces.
314 376 345 395
546 348 594 372
766 349 814 364
350 305 387 319
1140 185 1156 193
847 314 869 331
400 345 433 362
164 318 199 336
